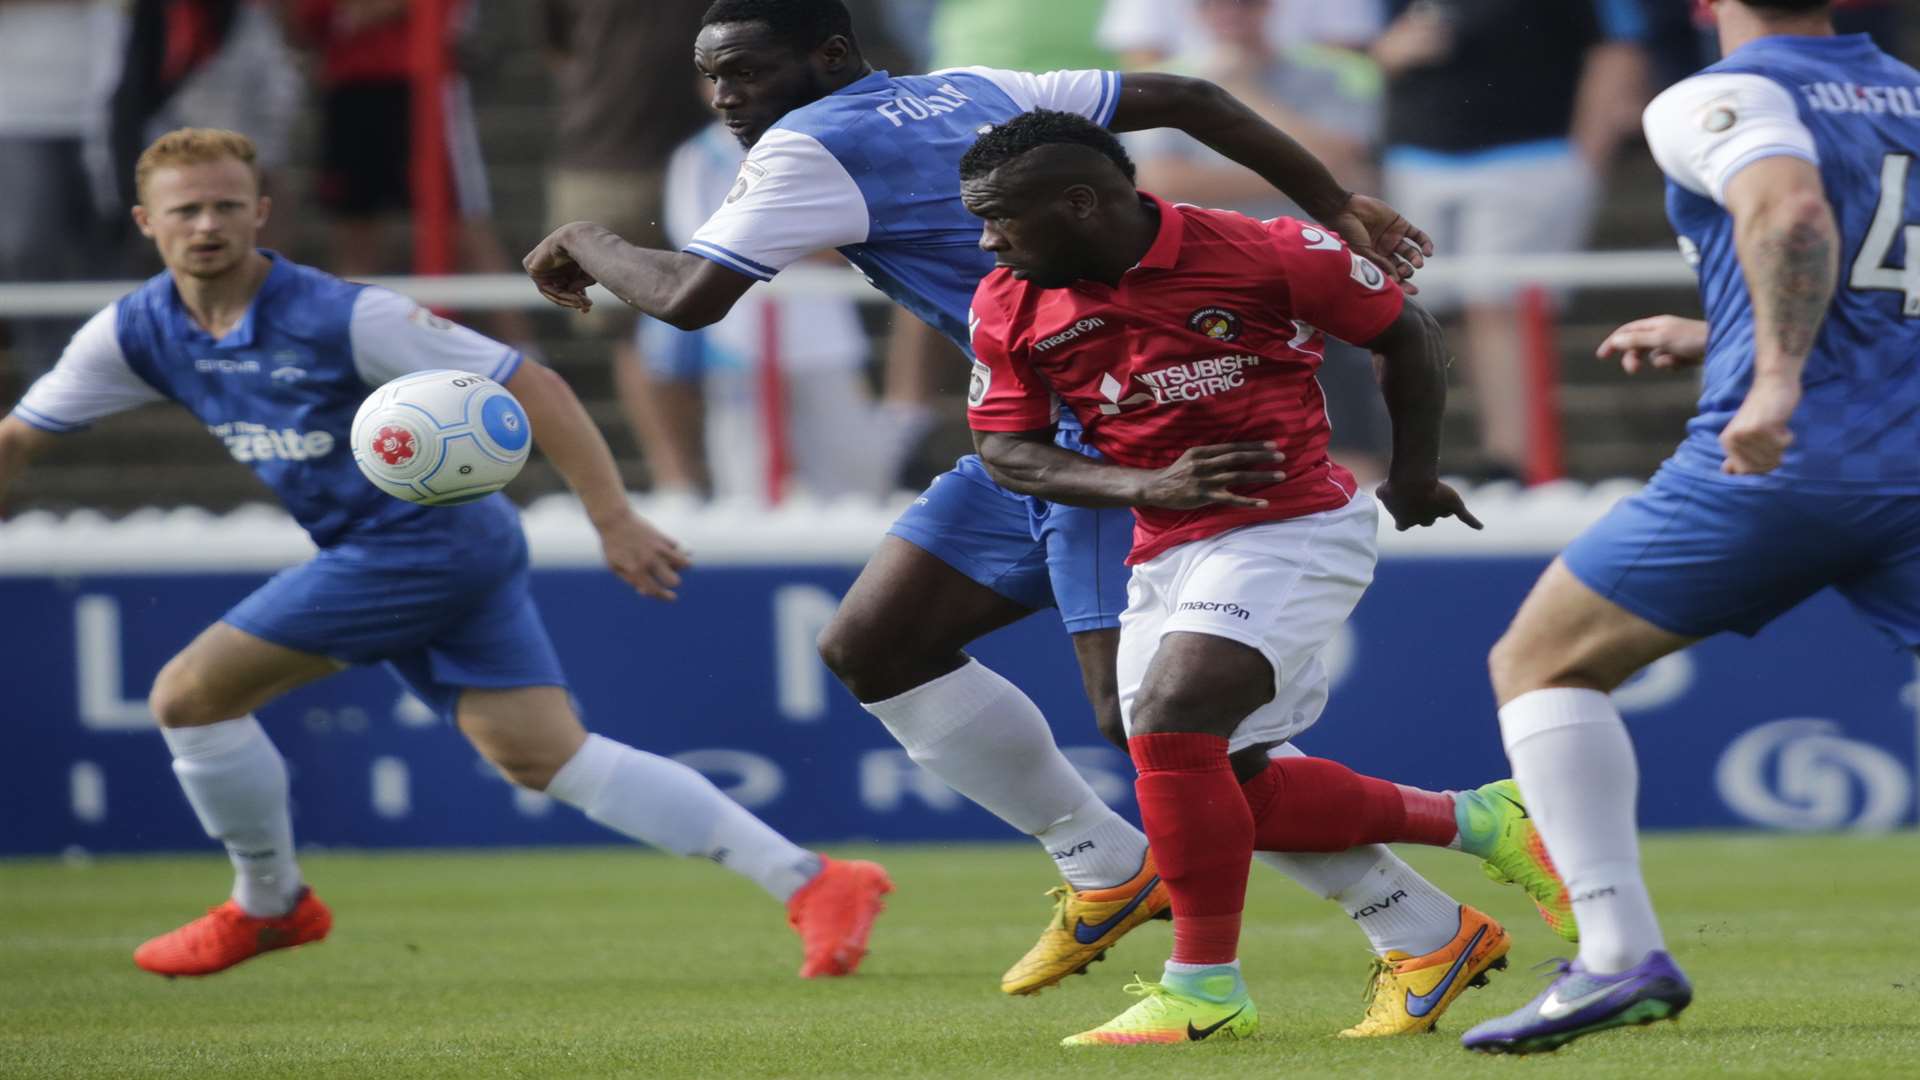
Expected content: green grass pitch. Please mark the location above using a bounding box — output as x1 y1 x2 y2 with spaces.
3 835 1918 1078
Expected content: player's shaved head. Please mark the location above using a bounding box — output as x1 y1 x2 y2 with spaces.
960 111 1158 290
701 0 858 57
696 0 868 148
960 110 1137 188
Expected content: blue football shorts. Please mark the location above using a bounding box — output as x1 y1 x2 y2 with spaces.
1563 461 1920 647
887 453 1133 634
222 526 567 719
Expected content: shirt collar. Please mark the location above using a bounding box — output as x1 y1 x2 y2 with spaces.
1135 193 1184 271
833 69 891 97
168 249 288 349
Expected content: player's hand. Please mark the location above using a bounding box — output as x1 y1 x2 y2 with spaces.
1139 442 1286 510
1597 315 1708 374
524 223 601 313
1374 476 1483 531
1325 193 1433 295
596 512 694 601
1720 378 1799 476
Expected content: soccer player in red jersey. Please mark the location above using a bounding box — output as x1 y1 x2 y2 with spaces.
961 111 1550 1044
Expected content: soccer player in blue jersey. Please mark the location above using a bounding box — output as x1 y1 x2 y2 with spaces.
521 0 1576 1030
0 128 891 980
1463 0 1920 1053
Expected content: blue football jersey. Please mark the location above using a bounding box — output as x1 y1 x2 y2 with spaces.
1646 34 1920 489
12 253 525 554
685 66 1120 352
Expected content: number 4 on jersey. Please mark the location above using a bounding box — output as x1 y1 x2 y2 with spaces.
1851 153 1920 317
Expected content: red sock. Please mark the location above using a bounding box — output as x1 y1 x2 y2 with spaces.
1240 757 1458 852
1130 732 1251 966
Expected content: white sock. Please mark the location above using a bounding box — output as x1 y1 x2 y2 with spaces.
1035 793 1153 890
1251 744 1459 956
1259 847 1461 957
547 734 821 903
1500 687 1665 973
162 717 303 918
865 658 1147 889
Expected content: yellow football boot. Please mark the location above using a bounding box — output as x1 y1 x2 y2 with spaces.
1062 973 1258 1047
1001 855 1170 995
1339 905 1511 1037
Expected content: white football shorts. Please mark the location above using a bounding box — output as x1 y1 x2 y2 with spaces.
1116 493 1378 753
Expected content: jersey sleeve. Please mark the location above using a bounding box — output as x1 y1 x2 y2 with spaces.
1643 72 1818 205
348 287 523 387
964 293 1058 432
9 304 165 432
683 128 870 282
938 66 1122 128
1263 217 1405 346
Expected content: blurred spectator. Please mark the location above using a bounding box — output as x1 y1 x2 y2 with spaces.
540 0 709 492
1097 0 1384 68
0 0 120 384
633 121 896 502
931 0 1113 72
1375 0 1652 482
109 1 304 250
289 0 535 347
1129 0 1391 480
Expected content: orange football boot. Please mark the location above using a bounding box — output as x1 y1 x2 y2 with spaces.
133 887 332 976
786 857 893 978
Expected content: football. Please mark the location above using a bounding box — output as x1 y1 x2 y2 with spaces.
350 369 532 505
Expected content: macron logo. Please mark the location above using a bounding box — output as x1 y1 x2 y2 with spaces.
1035 317 1106 352
270 365 308 383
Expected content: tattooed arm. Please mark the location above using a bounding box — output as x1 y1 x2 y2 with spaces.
1719 156 1840 475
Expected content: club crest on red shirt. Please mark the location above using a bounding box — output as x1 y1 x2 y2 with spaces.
1188 307 1242 342
374 425 416 466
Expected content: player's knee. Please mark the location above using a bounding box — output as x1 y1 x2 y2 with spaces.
1488 624 1582 702
1094 703 1128 752
1129 679 1242 738
1486 628 1527 700
147 662 224 728
815 615 865 682
817 610 926 701
456 713 575 792
490 753 562 792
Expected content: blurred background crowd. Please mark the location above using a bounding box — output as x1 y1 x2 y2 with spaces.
0 0 1912 515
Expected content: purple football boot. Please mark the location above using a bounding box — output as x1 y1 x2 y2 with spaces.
1461 951 1692 1054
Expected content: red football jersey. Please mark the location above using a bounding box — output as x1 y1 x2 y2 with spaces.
968 194 1404 563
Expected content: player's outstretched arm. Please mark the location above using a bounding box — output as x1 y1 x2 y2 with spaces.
1364 300 1481 532
0 415 57 515
1719 156 1838 476
524 222 756 331
1110 74 1432 289
973 428 1286 511
504 362 692 601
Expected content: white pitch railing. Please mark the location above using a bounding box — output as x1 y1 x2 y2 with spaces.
0 250 1698 318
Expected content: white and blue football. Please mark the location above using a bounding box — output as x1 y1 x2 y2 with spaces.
351 369 532 505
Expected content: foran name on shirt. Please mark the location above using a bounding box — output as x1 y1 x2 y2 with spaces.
873 82 973 128
1802 81 1920 118
207 420 336 464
